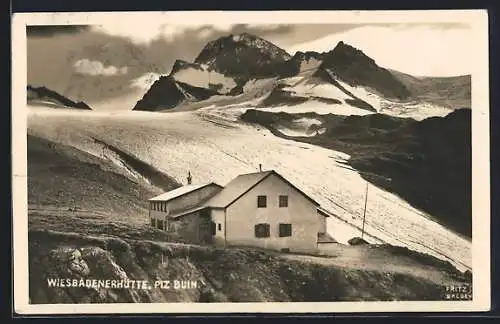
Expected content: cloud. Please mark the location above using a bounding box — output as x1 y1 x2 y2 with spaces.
27 25 90 37
73 59 128 76
129 72 164 90
91 23 237 44
91 22 293 44
286 25 473 77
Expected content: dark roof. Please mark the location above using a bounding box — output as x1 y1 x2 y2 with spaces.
317 232 337 244
205 170 320 208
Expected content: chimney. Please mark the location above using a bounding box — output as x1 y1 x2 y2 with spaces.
259 164 262 172
187 171 192 185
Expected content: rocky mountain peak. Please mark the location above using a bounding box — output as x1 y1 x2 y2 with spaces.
192 33 292 80
316 41 411 100
195 33 292 65
328 41 376 66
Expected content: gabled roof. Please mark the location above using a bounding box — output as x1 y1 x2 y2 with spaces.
148 182 222 202
205 170 320 208
168 205 208 219
317 206 333 218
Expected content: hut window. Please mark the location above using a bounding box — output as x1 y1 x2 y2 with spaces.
279 195 288 208
254 223 270 238
218 223 222 231
150 218 156 227
257 195 267 208
210 221 216 235
157 219 164 230
279 223 292 237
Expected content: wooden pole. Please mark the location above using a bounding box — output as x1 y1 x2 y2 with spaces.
361 181 368 239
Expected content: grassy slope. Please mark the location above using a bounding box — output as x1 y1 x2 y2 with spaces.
240 109 472 238
27 134 471 303
28 135 179 223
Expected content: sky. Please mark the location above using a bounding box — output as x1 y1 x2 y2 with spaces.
27 22 473 110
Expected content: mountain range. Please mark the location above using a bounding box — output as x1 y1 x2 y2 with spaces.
27 85 93 110
133 33 470 114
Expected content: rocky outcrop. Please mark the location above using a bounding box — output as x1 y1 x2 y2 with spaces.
28 228 471 304
27 85 92 110
132 76 219 111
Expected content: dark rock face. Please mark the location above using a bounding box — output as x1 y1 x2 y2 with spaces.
27 85 92 110
340 109 472 238
194 33 292 80
317 41 411 100
348 237 370 246
73 102 93 110
133 76 185 111
262 87 310 107
279 51 325 78
133 76 219 111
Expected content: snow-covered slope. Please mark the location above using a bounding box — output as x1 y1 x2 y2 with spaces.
27 105 472 273
283 78 354 102
330 76 453 120
171 61 236 95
